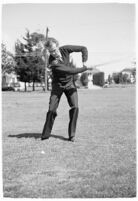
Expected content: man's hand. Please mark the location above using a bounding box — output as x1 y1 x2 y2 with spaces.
82 62 89 69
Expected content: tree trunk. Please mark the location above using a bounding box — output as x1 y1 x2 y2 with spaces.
32 81 35 91
24 82 27 92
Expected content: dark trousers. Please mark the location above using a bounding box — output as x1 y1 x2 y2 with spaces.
41 84 79 139
49 84 78 111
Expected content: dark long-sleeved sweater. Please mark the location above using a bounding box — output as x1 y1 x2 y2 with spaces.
49 45 88 87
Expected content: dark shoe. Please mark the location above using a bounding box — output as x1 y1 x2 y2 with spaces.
41 136 50 141
68 137 75 142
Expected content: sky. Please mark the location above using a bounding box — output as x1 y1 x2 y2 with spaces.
1 2 136 78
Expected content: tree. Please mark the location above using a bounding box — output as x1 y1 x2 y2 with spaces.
122 73 129 84
93 72 105 86
108 74 112 84
112 72 120 84
80 72 88 87
15 39 31 91
1 43 15 75
14 30 45 91
131 68 136 82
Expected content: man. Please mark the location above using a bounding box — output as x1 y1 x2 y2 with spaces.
41 38 92 142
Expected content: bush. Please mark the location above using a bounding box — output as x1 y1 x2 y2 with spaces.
93 72 105 86
80 72 88 86
2 86 15 91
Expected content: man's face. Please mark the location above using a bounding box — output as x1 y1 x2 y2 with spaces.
48 42 61 59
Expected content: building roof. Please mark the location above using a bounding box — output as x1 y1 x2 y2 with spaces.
121 68 136 73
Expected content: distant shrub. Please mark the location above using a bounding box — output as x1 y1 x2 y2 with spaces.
122 73 130 83
2 86 15 91
112 73 120 84
80 72 88 86
93 72 105 86
112 72 131 84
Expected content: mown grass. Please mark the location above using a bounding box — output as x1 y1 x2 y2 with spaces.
2 86 136 198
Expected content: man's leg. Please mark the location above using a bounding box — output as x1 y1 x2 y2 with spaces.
64 87 79 141
41 86 63 140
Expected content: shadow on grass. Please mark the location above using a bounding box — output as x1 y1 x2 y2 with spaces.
8 133 69 141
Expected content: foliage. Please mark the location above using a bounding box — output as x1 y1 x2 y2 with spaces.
93 72 105 86
112 72 121 84
1 43 15 75
122 73 129 83
14 30 45 91
80 72 88 86
107 74 113 84
112 68 136 84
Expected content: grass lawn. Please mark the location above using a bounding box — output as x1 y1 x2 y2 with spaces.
2 86 136 198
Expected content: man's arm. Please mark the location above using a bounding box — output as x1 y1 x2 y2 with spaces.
51 63 89 75
61 45 88 62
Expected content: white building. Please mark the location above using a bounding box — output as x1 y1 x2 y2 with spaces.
2 72 18 87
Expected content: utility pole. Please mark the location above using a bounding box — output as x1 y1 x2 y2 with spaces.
44 27 49 92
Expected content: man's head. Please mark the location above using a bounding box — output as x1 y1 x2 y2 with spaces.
45 38 61 59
